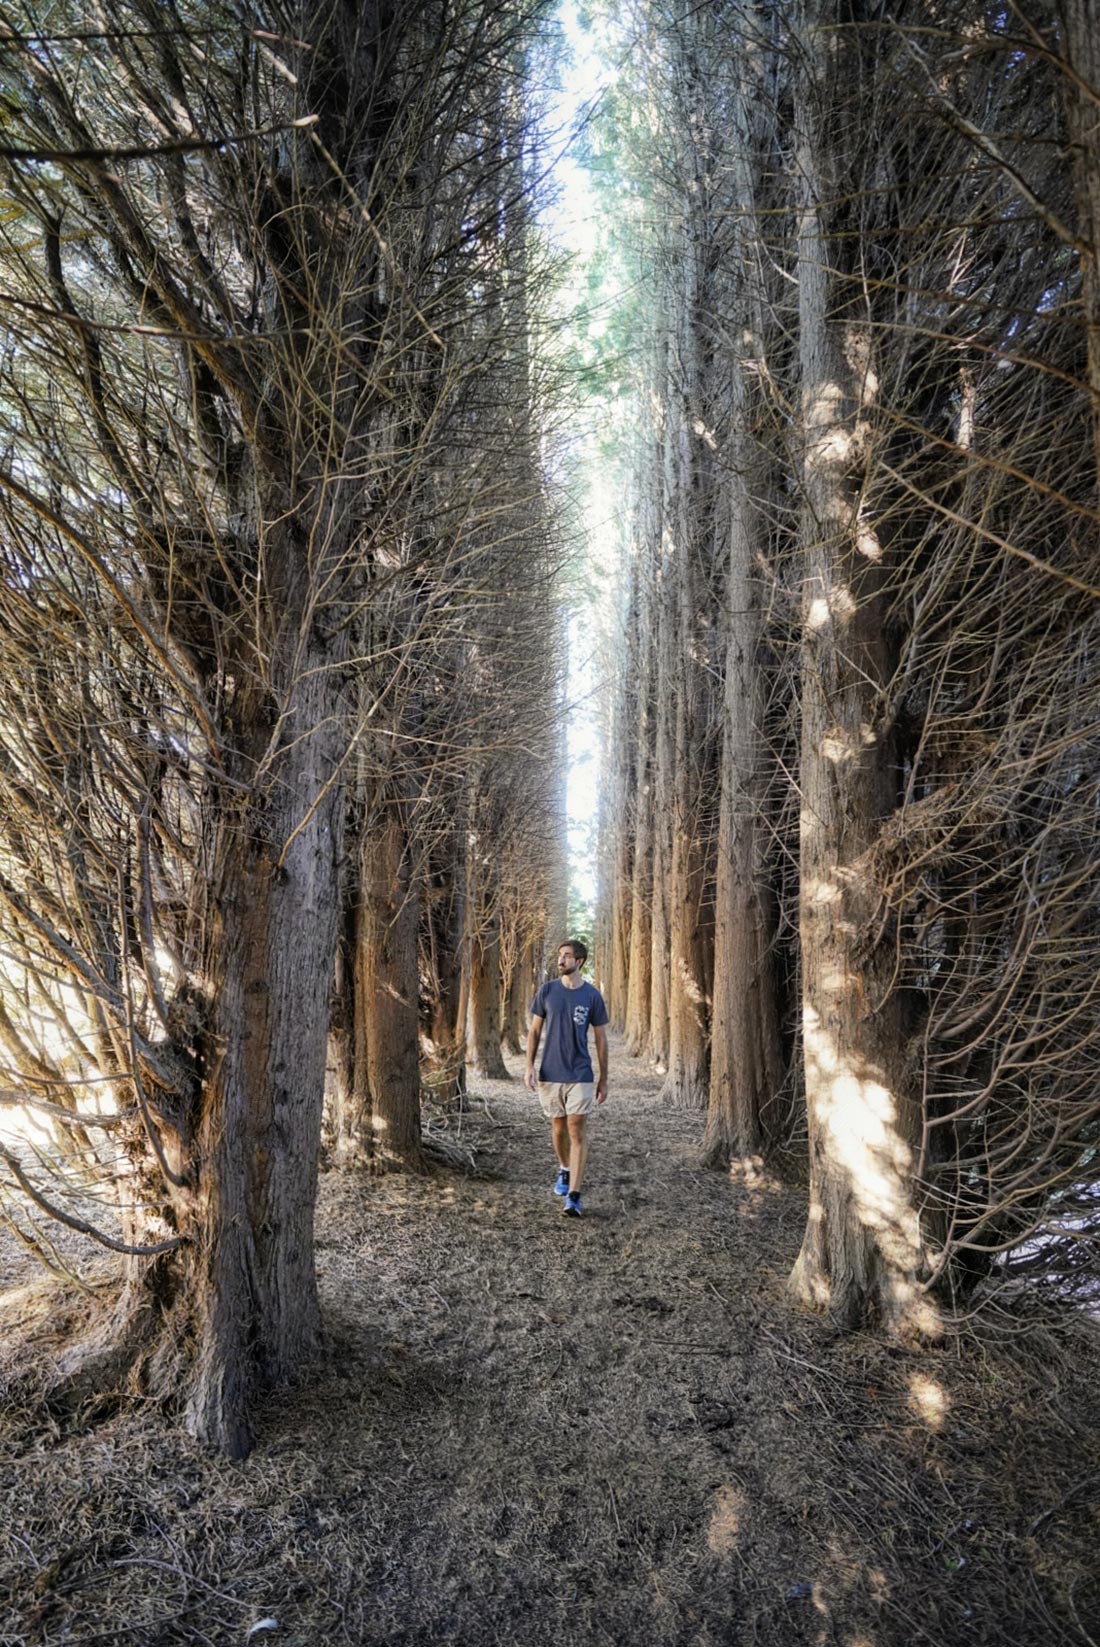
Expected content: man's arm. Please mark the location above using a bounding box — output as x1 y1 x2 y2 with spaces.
594 1023 608 1104
524 1015 543 1093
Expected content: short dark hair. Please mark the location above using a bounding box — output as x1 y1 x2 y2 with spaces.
559 939 588 966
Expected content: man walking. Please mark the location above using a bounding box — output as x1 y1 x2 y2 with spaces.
524 940 609 1217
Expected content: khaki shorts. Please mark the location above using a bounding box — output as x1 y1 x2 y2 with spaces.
538 1081 596 1119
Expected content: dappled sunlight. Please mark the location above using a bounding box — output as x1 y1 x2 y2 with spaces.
0 1099 50 1146
805 380 845 433
706 1483 744 1555
803 1005 939 1332
804 873 843 906
674 954 707 1006
819 724 878 766
728 1153 764 1186
0 1276 60 1325
806 584 857 629
844 326 879 404
907 1371 950 1431
857 522 883 561
728 1153 787 1219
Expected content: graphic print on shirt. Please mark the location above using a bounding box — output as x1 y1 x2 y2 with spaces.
573 1004 588 1026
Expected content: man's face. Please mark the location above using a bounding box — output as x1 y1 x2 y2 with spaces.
557 948 579 976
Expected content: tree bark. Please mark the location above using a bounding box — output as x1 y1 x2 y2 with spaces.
466 919 509 1078
186 549 347 1455
786 0 926 1330
465 789 510 1080
336 795 425 1173
648 530 674 1071
624 493 657 1056
659 226 710 1112
419 838 467 1098
501 933 535 1053
704 24 782 1166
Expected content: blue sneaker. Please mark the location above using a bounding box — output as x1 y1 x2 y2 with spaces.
562 1190 582 1218
553 1168 570 1197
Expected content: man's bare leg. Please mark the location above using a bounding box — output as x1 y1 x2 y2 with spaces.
567 1114 589 1194
551 1115 570 1170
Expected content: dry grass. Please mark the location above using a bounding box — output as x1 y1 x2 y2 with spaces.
2 1038 1099 1646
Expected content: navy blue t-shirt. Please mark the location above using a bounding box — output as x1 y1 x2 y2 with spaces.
530 979 609 1083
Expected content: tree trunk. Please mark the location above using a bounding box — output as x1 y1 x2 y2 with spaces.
466 920 509 1078
501 933 535 1053
624 494 657 1056
659 236 710 1112
704 27 782 1166
465 796 510 1080
704 422 782 1162
337 798 425 1173
608 810 633 1031
420 834 467 1097
786 1 926 1331
186 558 347 1455
648 534 674 1071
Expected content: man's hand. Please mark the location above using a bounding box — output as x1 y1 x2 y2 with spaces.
524 1067 538 1093
596 1078 608 1105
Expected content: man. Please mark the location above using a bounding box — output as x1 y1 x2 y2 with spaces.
524 940 609 1218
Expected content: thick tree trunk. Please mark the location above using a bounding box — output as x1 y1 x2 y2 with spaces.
609 832 632 1030
648 541 674 1071
704 431 782 1162
466 919 509 1078
419 836 467 1096
624 508 656 1056
659 247 710 1112
786 1 925 1331
622 765 653 1058
327 911 355 1151
500 948 525 1054
501 934 535 1053
703 34 782 1167
335 798 425 1173
465 798 509 1080
186 564 346 1455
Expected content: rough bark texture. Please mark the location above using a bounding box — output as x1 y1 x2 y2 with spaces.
786 0 925 1331
466 920 509 1079
420 835 467 1095
605 640 635 1029
187 554 347 1455
502 936 536 1053
337 800 425 1173
659 232 710 1113
703 36 782 1166
623 510 656 1057
465 796 509 1080
704 420 782 1162
647 540 674 1072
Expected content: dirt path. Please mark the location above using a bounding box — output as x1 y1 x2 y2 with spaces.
3 1038 1099 1646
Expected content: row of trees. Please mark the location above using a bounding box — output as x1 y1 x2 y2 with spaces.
0 0 568 1454
595 0 1100 1329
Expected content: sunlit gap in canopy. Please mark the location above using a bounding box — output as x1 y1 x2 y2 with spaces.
537 0 624 963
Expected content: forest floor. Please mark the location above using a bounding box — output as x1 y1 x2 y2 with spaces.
2 1037 1099 1647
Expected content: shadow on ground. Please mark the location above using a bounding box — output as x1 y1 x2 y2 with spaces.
2 1038 1098 1645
